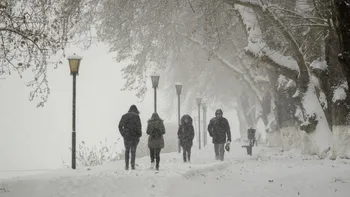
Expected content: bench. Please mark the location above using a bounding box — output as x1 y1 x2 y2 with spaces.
241 139 256 156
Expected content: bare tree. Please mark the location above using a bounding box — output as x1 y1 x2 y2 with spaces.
0 0 97 106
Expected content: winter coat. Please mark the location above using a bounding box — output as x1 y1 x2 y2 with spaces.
207 117 231 144
118 105 142 142
146 113 165 149
177 115 195 149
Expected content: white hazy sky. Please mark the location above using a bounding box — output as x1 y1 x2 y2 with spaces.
0 43 240 170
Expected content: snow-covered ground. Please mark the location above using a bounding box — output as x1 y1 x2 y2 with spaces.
0 170 49 180
1 142 349 197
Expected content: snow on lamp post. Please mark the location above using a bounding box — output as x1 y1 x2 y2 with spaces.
151 74 160 113
196 97 202 150
202 102 207 147
175 83 183 153
67 53 82 170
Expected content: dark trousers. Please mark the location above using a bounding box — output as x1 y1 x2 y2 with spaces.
124 139 139 169
149 148 161 168
214 143 225 161
182 146 191 162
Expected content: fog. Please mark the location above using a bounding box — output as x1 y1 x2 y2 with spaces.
0 43 240 170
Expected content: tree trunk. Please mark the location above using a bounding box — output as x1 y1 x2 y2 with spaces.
326 3 350 158
326 29 350 126
334 0 350 86
238 92 256 128
237 106 249 140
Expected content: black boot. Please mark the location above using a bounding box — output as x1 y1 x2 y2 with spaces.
156 157 160 170
125 159 129 170
131 154 136 170
125 151 130 170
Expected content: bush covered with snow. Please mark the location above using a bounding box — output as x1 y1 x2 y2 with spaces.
63 139 123 167
64 123 180 167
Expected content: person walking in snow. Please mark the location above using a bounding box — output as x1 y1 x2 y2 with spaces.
146 112 166 170
178 114 195 163
118 105 142 170
207 109 231 161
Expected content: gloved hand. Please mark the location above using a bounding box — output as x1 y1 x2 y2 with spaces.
225 142 230 152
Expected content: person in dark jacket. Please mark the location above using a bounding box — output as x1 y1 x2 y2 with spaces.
118 105 142 170
178 114 195 163
146 113 165 170
207 109 231 161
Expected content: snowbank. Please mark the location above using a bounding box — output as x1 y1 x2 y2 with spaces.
332 126 350 159
0 170 48 180
280 127 301 150
270 127 314 155
266 131 282 147
266 125 350 160
1 143 350 197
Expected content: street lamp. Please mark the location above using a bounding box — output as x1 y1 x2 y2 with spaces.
151 74 160 113
202 103 207 147
175 83 183 153
67 53 82 169
196 97 202 149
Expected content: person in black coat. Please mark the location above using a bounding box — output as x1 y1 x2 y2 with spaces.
207 109 231 161
178 114 195 163
118 105 142 170
146 113 165 170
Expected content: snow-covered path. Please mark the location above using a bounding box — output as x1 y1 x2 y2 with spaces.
1 143 350 197
165 157 350 197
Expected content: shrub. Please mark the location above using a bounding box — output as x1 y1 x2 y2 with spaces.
64 138 124 167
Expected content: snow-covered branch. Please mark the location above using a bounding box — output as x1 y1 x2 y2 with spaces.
234 5 299 81
224 0 309 77
245 51 298 81
267 5 327 24
223 0 262 7
263 8 309 74
290 23 329 28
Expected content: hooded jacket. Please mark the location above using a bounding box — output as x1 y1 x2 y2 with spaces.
118 105 142 141
146 113 165 149
207 109 231 144
177 114 195 149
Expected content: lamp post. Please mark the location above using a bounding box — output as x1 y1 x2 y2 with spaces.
67 53 82 169
175 83 182 153
196 97 202 149
202 103 207 147
151 75 160 113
